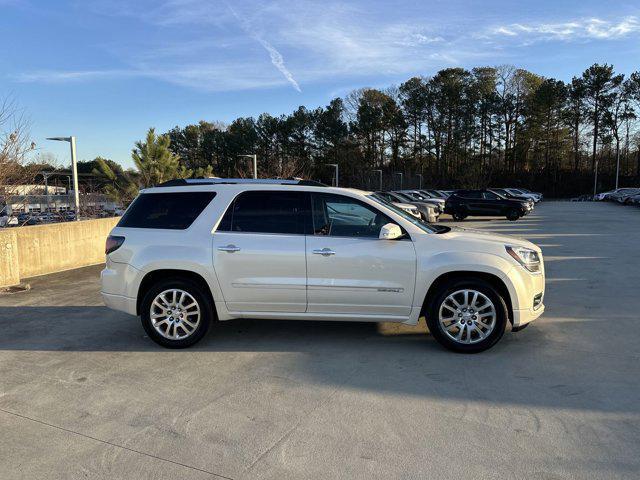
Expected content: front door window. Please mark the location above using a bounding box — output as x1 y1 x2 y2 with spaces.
311 193 392 238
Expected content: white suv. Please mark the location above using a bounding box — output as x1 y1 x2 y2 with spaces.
101 179 545 353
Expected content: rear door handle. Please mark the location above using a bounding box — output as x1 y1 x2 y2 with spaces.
218 244 241 253
312 248 335 256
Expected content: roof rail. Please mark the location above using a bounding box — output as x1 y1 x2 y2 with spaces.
156 178 327 187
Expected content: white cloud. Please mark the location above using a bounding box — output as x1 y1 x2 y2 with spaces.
93 0 465 85
16 2 640 94
11 70 136 82
11 66 289 92
488 16 640 42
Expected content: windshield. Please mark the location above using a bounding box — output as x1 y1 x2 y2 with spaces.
489 189 507 199
369 194 443 233
392 192 414 202
403 191 428 201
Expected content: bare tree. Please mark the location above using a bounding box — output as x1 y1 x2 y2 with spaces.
0 97 36 212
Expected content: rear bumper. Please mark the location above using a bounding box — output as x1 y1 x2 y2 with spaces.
101 292 137 316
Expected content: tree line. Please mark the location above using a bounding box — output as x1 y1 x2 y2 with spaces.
5 63 640 206
150 63 640 197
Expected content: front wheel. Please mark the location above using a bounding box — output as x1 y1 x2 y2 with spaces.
425 279 508 353
452 212 467 221
506 209 520 221
140 278 213 348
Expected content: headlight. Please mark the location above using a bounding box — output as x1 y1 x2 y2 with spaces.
506 246 541 273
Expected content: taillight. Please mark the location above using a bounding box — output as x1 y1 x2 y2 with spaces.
105 235 125 255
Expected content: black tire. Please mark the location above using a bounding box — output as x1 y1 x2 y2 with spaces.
452 211 467 221
425 278 508 353
506 209 520 221
140 277 214 348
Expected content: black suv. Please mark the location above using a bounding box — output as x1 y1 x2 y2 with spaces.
445 190 529 221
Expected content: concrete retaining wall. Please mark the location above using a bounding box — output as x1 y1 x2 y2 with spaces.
0 230 20 288
0 217 119 288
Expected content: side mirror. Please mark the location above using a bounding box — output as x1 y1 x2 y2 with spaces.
379 223 403 240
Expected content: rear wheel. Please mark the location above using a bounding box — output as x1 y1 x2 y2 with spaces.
140 278 213 348
425 279 508 353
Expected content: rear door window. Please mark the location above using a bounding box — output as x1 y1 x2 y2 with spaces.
458 191 482 199
217 191 309 235
118 191 216 229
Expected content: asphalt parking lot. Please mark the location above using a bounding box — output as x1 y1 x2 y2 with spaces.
1 201 638 479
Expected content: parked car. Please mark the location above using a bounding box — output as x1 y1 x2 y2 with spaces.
595 188 638 201
517 188 543 202
445 189 529 221
0 206 8 227
612 188 640 203
394 190 444 220
101 178 545 353
37 212 57 223
420 189 449 199
571 194 593 202
372 191 421 219
625 193 640 206
397 190 446 211
502 188 542 203
488 188 534 211
594 189 619 201
16 212 40 226
63 210 77 221
376 191 439 222
623 192 640 205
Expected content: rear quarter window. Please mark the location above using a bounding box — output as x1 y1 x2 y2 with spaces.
118 191 216 229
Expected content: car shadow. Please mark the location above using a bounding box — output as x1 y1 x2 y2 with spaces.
1 305 637 416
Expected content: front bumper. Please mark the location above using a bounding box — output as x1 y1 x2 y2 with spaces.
506 259 545 328
512 302 544 328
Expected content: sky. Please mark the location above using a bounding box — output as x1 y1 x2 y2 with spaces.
2 0 640 169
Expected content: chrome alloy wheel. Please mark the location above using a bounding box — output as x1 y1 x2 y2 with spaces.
149 289 201 340
438 289 497 344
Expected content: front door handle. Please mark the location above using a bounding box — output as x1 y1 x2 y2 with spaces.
218 244 241 253
312 248 335 256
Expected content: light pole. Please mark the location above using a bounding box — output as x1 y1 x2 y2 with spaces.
327 164 339 187
615 150 621 190
47 136 80 220
593 158 599 199
371 169 382 191
42 171 52 212
416 173 423 189
238 154 257 179
394 172 403 190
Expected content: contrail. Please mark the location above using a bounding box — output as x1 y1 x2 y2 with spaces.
254 37 301 92
226 3 301 92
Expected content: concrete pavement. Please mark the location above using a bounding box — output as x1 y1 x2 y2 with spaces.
0 201 638 479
